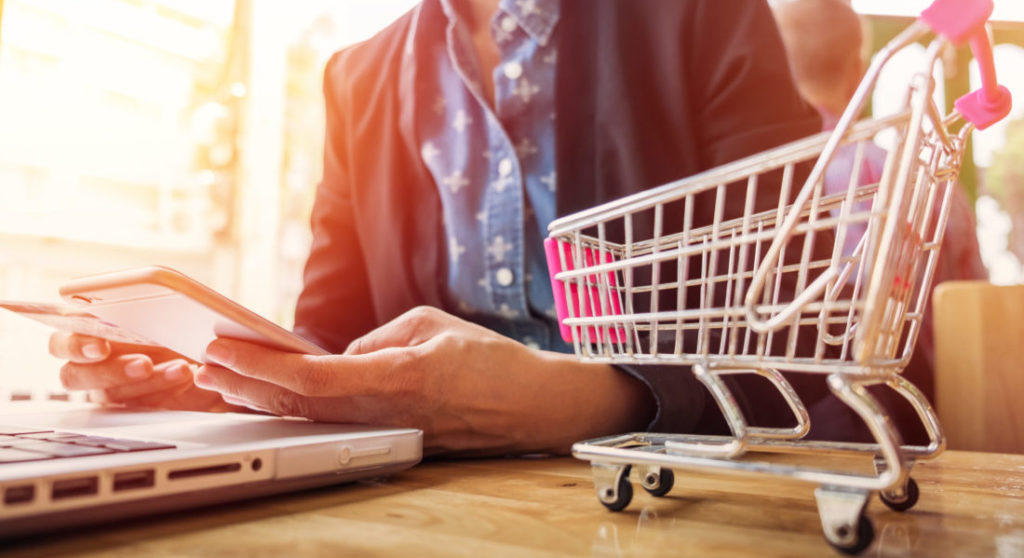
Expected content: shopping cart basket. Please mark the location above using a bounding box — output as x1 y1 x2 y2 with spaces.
544 0 1011 553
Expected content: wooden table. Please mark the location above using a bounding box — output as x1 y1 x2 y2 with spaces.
4 451 1023 557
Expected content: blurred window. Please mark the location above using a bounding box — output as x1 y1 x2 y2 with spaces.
0 0 236 249
0 0 417 396
970 44 1024 168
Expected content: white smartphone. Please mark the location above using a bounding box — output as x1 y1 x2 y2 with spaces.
59 266 328 363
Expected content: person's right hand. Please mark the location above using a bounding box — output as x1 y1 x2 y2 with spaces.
49 331 237 412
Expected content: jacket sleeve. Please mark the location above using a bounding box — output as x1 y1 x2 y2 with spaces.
293 52 378 353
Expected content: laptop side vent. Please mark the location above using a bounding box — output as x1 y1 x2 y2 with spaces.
51 476 99 500
4 485 35 505
113 469 156 492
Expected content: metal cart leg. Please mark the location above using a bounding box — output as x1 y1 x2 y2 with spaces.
665 364 812 459
826 373 908 492
719 367 811 441
887 373 946 457
665 364 748 458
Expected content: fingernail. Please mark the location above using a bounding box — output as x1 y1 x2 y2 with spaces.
164 364 189 382
193 368 213 388
204 342 235 367
82 342 106 359
125 359 151 378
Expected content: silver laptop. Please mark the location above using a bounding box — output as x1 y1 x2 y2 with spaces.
0 400 421 538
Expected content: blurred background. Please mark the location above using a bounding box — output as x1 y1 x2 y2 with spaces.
0 0 1021 397
0 0 419 396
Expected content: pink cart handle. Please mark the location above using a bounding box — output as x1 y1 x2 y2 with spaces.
921 0 1012 130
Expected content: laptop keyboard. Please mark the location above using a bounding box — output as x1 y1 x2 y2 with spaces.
0 427 175 463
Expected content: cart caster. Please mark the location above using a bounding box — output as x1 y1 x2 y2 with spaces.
880 477 919 512
815 486 873 555
872 456 919 512
593 464 633 512
639 466 674 497
827 515 875 556
601 476 633 512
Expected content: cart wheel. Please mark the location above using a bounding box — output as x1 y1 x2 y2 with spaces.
880 477 919 512
599 468 633 512
641 468 674 497
827 515 874 556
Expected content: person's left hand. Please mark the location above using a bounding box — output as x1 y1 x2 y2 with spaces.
194 306 652 456
50 332 241 413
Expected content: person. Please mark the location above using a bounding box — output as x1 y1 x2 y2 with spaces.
771 0 988 399
51 0 831 456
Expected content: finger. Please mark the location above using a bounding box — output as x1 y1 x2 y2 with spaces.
344 306 447 355
130 382 222 411
49 331 184 365
93 381 239 413
204 338 406 396
194 364 350 420
92 360 194 403
59 354 155 390
220 394 267 413
49 331 111 363
105 343 189 365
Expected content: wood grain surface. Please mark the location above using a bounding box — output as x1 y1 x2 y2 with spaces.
3 451 1023 557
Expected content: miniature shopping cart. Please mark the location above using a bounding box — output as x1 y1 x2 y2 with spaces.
543 0 1011 554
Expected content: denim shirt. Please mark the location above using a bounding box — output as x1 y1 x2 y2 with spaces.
418 0 567 351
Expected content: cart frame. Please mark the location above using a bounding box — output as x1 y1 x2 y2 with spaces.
544 1 1011 553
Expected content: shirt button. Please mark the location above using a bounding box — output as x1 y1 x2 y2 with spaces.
496 267 515 287
498 158 514 177
500 15 517 33
503 62 523 80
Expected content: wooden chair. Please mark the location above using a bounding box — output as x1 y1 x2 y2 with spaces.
932 281 1024 453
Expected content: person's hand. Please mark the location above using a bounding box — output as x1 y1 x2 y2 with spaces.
195 306 654 456
50 331 238 412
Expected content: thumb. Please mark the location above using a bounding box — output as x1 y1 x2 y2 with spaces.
344 306 449 355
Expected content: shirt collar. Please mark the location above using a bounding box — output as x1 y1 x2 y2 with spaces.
438 0 560 47
500 0 559 46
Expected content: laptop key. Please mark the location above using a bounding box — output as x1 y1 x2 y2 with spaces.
0 426 52 436
68 436 124 448
35 443 112 458
0 448 52 463
101 439 176 452
1 438 55 448
10 440 113 457
17 432 86 441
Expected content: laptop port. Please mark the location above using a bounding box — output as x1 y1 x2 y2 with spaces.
168 462 241 480
113 469 155 492
4 485 35 505
51 477 99 500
